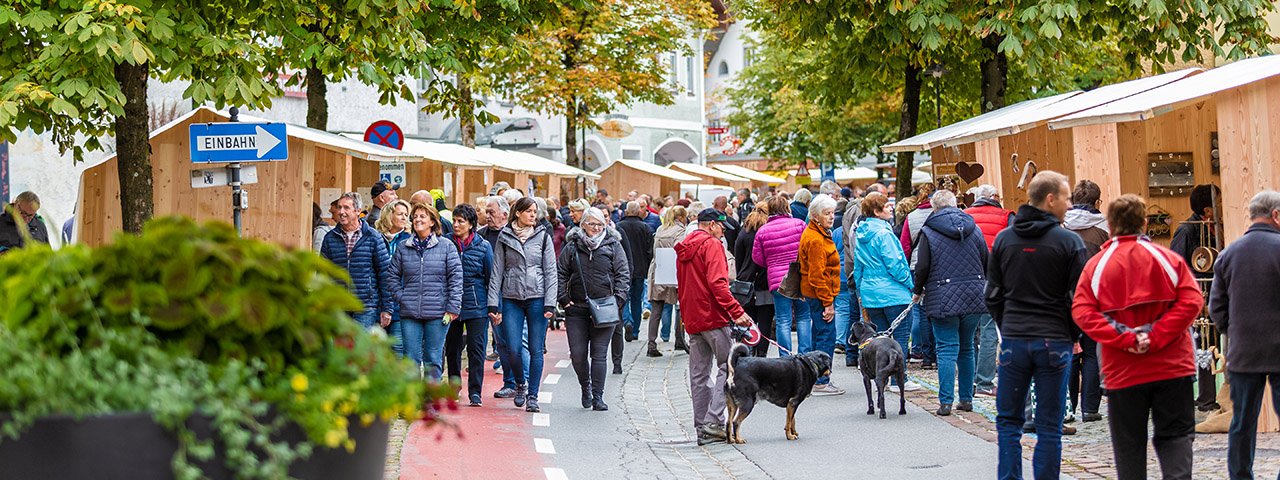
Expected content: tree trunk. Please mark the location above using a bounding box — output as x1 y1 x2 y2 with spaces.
896 64 923 199
565 95 579 170
305 64 328 130
980 34 1008 113
458 76 476 148
113 61 152 234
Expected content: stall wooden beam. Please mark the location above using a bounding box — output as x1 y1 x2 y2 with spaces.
1071 123 1124 210
1216 76 1280 240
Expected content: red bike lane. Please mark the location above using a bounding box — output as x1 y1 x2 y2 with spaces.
397 328 569 480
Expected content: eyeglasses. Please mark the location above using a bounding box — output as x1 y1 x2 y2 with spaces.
583 222 605 228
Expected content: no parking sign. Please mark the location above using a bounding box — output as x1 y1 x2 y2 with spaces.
364 120 404 150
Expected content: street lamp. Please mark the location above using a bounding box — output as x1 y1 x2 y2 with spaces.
924 64 948 129
577 101 588 199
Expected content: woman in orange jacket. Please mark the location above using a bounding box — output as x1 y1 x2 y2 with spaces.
799 193 844 396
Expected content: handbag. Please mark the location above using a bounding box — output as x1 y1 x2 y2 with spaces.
574 249 621 328
730 280 754 305
777 260 803 299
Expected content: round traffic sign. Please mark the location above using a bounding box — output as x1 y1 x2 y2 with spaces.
364 120 404 150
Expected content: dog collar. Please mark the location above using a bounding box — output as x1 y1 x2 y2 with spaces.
858 339 872 350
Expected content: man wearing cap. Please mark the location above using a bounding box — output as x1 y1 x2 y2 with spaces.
366 180 400 224
676 208 753 445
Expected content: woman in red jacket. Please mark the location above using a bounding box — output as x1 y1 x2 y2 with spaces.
1072 195 1203 480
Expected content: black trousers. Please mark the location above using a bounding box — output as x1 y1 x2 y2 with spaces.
1069 334 1103 415
1106 375 1195 480
744 302 775 358
565 306 615 396
444 316 489 398
1228 371 1280 480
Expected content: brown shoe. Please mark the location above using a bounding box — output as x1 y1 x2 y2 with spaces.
1062 425 1077 436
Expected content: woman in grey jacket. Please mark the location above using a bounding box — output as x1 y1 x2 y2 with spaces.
489 197 559 413
558 208 630 411
390 203 462 382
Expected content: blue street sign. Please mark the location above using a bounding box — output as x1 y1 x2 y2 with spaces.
189 123 288 163
820 162 836 182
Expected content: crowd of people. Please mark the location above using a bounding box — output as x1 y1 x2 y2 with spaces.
303 173 1280 480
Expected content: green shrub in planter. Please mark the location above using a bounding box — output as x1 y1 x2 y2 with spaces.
0 217 446 479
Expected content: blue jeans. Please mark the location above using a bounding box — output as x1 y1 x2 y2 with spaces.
660 303 675 340
833 283 854 347
352 309 379 329
493 300 530 390
772 290 811 357
1228 371 1280 479
626 278 646 334
501 298 549 397
402 317 449 381
388 312 404 357
932 314 980 405
911 305 935 362
996 338 1073 480
975 314 998 390
804 298 837 385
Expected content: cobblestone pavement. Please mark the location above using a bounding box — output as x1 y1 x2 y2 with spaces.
903 361 1280 479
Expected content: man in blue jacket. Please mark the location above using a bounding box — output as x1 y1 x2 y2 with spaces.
321 192 395 330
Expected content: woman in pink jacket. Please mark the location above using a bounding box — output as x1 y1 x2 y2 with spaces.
752 195 809 356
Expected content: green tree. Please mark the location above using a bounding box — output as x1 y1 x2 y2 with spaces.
0 0 279 233
416 0 559 147
490 0 717 169
255 0 433 130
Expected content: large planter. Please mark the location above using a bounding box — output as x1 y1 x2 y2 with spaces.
0 413 391 480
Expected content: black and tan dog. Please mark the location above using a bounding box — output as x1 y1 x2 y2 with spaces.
851 321 907 419
724 343 831 444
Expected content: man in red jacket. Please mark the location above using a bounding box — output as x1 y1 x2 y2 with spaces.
1072 195 1203 480
676 208 753 445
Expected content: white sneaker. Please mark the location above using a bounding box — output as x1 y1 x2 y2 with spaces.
901 380 922 392
811 383 846 396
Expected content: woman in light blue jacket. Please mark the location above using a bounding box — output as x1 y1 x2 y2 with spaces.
390 203 462 381
852 194 915 384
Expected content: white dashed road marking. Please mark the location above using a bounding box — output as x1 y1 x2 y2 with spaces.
533 413 551 427
544 467 568 480
534 438 556 454
544 374 561 385
556 359 571 368
541 391 553 403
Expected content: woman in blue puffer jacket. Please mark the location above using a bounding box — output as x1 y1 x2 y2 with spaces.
852 193 917 392
390 203 462 381
444 204 494 406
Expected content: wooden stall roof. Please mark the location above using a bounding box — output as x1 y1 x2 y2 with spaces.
709 164 786 184
598 159 702 182
667 162 751 183
881 92 1079 153
346 135 491 168
943 68 1203 147
227 111 423 163
471 147 600 179
1050 55 1280 129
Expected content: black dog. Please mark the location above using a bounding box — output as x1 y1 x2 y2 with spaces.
724 343 831 444
850 321 907 419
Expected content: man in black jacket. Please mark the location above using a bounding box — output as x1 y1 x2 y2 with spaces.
0 191 50 254
617 201 655 343
986 171 1088 480
1211 190 1280 479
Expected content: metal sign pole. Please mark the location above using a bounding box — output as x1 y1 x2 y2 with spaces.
229 107 243 237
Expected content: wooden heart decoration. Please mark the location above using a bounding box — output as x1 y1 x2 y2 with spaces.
954 161 985 183
962 193 976 207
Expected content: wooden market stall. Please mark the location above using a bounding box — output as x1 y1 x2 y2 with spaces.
1048 55 1280 241
667 162 751 190
594 159 702 200
468 147 598 203
76 107 424 249
399 139 495 206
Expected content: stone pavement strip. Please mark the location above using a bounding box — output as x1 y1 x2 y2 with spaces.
904 363 1280 480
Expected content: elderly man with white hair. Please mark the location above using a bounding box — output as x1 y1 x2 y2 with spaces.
963 183 1013 397
912 189 989 415
1211 189 1280 479
798 193 845 395
790 188 814 220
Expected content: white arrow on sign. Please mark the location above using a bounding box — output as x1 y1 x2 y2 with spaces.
195 125 282 158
